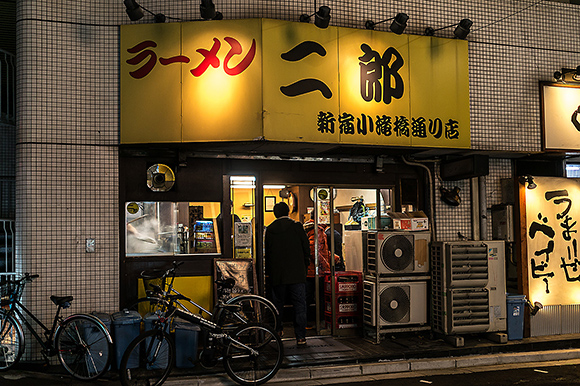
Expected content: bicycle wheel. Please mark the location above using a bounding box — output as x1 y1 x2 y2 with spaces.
125 297 166 318
119 329 175 386
0 310 24 371
55 314 113 380
219 295 280 333
223 324 283 386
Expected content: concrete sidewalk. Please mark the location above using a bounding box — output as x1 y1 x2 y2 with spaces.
4 332 580 385
165 348 580 386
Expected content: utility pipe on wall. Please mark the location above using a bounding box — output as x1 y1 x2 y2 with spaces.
471 177 480 241
401 156 436 242
479 175 488 241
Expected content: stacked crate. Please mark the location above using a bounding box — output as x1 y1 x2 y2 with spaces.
324 271 363 330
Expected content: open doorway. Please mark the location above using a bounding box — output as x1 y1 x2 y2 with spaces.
262 184 394 339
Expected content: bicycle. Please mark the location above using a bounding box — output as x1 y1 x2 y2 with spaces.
0 273 113 380
119 281 284 386
126 261 281 334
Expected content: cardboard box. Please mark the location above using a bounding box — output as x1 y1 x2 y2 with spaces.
388 211 428 231
387 212 411 230
408 211 429 231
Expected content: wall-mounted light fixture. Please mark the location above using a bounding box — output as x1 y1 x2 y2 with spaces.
365 13 409 35
123 0 222 22
425 18 472 39
200 0 223 20
123 0 166 22
519 175 537 190
527 299 543 316
554 66 580 83
300 6 331 29
440 186 461 206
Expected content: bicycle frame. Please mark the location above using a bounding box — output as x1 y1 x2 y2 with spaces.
4 297 64 356
167 305 259 356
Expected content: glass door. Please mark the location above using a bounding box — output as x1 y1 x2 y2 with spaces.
230 176 256 259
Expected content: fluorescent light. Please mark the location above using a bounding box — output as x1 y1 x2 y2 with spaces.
263 185 286 190
231 176 256 182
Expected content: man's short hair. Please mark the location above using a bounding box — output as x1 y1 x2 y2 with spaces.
273 202 290 218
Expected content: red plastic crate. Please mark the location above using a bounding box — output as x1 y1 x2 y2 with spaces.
324 312 361 330
324 271 363 294
324 294 362 314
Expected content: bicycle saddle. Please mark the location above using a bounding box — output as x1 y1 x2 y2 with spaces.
50 295 73 307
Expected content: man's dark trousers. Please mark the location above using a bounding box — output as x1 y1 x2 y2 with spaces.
271 282 307 340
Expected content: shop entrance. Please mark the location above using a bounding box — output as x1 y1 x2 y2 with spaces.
262 184 394 338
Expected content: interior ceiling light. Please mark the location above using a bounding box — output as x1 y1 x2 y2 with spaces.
425 18 472 39
365 13 409 35
300 6 331 29
554 66 580 83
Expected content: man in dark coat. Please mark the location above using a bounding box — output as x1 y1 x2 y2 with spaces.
264 202 310 345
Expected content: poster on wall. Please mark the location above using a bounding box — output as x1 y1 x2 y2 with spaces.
524 176 580 306
214 258 256 302
541 82 580 151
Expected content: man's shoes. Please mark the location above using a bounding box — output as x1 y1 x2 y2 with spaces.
296 338 307 346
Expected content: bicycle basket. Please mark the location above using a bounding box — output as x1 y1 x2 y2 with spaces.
140 269 167 294
0 280 22 305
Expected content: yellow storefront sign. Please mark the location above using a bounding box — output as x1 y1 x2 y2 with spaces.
120 19 470 149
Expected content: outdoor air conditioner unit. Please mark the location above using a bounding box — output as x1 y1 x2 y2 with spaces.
363 280 428 327
366 231 430 276
431 241 507 335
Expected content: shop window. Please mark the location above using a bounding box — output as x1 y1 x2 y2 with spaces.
125 201 221 256
566 163 580 178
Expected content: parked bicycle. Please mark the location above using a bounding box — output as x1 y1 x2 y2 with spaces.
127 261 280 334
0 273 113 380
119 278 284 386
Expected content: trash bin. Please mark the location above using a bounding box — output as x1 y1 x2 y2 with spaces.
506 295 526 340
89 312 112 371
143 312 159 331
111 310 142 369
174 321 201 368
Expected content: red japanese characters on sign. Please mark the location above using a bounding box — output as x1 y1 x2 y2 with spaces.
126 37 256 79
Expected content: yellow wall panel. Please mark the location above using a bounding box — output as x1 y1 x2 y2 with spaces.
120 23 182 144
408 36 470 148
182 19 263 142
338 28 411 146
262 19 339 143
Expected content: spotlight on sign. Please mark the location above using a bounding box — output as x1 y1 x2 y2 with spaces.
365 13 409 35
300 6 331 29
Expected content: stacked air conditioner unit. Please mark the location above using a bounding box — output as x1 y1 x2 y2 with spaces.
363 231 430 341
431 241 507 336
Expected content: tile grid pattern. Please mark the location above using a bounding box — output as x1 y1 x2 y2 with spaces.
15 0 579 359
0 122 15 220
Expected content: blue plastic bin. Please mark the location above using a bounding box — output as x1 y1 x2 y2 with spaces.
89 312 112 371
506 295 526 340
143 312 158 331
174 321 201 368
141 313 172 370
111 310 142 369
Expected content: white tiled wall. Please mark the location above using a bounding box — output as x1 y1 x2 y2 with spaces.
15 0 579 357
